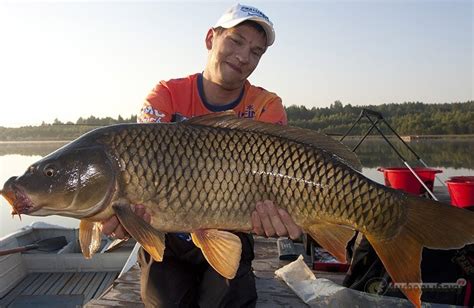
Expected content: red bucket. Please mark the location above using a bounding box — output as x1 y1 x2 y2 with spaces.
446 176 474 208
377 167 442 195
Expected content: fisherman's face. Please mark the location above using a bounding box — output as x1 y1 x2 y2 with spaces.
205 23 267 90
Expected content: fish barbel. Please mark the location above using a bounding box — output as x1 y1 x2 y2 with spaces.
1 112 473 307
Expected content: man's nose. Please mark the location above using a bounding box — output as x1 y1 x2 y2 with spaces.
236 50 250 64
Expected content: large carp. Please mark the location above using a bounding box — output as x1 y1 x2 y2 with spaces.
1 112 473 307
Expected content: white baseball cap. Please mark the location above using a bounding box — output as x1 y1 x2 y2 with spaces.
214 3 275 46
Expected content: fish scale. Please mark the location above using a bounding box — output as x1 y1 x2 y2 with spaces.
98 124 405 236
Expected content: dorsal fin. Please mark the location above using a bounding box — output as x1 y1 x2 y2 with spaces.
184 111 238 126
182 111 362 171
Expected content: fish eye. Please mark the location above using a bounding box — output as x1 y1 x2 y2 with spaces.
43 165 56 177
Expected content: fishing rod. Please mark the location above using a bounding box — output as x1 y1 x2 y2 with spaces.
340 109 442 200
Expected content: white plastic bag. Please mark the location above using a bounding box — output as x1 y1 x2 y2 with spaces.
274 255 415 307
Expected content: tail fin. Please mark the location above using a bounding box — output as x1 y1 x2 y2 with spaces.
365 197 474 308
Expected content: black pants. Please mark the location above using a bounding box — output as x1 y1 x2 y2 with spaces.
138 232 257 308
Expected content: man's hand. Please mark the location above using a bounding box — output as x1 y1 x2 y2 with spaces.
251 200 302 240
100 204 151 239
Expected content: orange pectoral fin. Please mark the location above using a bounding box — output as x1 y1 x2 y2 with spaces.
79 220 102 258
112 200 165 262
191 229 242 279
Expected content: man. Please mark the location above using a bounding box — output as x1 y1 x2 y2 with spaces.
101 3 302 307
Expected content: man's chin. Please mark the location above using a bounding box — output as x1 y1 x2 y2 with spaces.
218 75 246 90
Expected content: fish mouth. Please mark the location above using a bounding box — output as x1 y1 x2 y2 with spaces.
0 185 38 219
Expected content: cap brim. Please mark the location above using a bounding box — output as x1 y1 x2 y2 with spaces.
215 16 275 46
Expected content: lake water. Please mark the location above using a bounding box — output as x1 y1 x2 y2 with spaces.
1 138 473 238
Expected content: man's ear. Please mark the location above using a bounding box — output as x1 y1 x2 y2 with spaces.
205 28 214 50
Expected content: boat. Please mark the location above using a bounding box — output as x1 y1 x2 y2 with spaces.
0 222 135 307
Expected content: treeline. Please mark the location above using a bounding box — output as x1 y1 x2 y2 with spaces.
286 101 474 135
0 115 137 141
0 102 472 141
47 115 138 126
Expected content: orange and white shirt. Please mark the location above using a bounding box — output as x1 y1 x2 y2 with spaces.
139 73 287 125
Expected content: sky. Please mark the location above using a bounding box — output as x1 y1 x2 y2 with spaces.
0 0 472 127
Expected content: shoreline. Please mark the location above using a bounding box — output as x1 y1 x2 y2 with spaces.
0 140 70 144
0 135 473 144
332 134 474 141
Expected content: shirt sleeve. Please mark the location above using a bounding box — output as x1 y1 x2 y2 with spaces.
258 97 288 126
138 82 173 124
